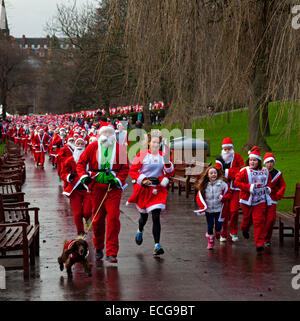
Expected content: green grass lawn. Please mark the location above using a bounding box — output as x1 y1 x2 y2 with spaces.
0 143 5 156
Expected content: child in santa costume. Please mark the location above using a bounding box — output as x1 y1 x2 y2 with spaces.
263 152 286 247
235 146 272 253
195 166 231 249
126 130 175 256
76 124 129 263
61 137 92 237
215 137 244 242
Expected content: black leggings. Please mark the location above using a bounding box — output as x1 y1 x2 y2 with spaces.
138 209 161 244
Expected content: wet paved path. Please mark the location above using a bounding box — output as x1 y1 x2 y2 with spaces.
1 153 300 301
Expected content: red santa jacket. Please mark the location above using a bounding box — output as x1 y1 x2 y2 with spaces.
13 126 24 140
215 152 244 190
195 181 231 221
61 156 87 196
76 140 129 191
49 134 65 156
57 144 74 178
21 127 29 141
235 166 272 206
268 168 286 204
32 133 51 152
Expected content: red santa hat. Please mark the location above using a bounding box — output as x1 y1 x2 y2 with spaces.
98 122 115 136
248 146 261 160
75 136 85 144
263 152 275 165
89 134 97 143
222 137 233 148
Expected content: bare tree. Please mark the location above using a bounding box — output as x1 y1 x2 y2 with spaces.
100 0 300 150
0 38 33 119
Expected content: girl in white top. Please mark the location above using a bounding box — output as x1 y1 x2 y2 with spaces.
195 166 231 250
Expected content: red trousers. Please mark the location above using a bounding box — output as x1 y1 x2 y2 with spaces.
221 190 240 237
34 151 45 167
264 204 276 243
240 202 267 247
14 137 21 146
21 139 28 153
90 183 122 257
69 189 92 235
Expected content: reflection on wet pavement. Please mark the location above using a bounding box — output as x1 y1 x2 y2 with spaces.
0 153 300 301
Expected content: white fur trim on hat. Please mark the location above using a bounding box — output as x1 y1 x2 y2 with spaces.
263 157 275 164
98 126 115 136
249 153 261 160
222 144 233 148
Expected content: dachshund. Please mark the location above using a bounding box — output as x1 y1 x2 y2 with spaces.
58 238 92 278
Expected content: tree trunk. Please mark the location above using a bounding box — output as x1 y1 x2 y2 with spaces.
243 0 271 152
1 83 7 121
142 90 151 131
261 100 270 136
245 100 271 151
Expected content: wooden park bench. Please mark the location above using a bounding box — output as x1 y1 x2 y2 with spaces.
0 195 40 279
169 163 190 197
0 153 26 184
0 180 25 203
0 169 24 186
169 162 211 199
277 183 300 250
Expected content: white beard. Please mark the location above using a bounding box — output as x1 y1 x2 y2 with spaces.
73 147 84 163
222 149 234 164
68 142 75 150
99 135 115 149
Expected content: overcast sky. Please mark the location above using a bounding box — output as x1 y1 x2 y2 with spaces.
5 0 98 38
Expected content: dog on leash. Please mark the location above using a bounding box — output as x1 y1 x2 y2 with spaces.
58 238 92 278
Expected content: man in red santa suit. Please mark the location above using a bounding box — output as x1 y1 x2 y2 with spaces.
51 127 66 168
215 137 244 242
21 123 29 153
76 124 129 263
57 136 75 181
235 146 272 252
61 137 92 237
262 152 286 247
13 122 24 146
32 127 51 169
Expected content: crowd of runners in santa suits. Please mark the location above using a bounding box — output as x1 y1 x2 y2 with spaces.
2 115 287 261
